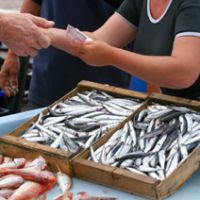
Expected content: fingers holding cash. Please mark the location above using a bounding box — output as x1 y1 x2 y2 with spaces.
66 25 93 43
66 24 113 67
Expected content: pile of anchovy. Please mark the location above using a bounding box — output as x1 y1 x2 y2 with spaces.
21 90 142 154
89 104 200 180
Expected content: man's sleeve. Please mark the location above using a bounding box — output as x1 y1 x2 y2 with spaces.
32 0 42 5
116 0 141 27
175 0 200 38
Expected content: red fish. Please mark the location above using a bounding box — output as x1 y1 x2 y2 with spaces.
25 156 47 170
9 181 54 200
0 175 24 189
0 158 26 169
0 188 15 198
0 167 56 184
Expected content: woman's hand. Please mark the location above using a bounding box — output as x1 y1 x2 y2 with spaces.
73 40 115 67
0 51 20 96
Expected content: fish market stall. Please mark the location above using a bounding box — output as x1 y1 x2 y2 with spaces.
1 81 200 199
0 81 147 175
0 103 200 200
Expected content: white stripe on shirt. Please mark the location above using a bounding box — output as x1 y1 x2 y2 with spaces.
176 32 200 38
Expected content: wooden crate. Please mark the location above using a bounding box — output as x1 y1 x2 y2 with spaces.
0 139 62 173
0 80 147 176
149 92 200 109
73 92 200 199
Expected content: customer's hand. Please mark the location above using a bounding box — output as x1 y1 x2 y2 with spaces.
0 50 20 96
0 13 54 57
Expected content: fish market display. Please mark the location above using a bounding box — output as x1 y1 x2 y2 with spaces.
21 90 142 154
0 153 56 200
89 104 200 180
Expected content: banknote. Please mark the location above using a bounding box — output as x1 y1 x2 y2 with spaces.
66 24 93 42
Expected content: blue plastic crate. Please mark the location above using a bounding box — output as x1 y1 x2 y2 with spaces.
129 77 147 93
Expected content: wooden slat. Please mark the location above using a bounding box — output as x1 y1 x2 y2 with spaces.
157 146 200 199
113 168 158 200
73 158 116 186
0 136 72 174
74 159 159 199
150 93 200 110
78 80 147 99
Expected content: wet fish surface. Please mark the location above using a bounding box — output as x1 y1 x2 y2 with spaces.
89 103 200 180
21 90 142 154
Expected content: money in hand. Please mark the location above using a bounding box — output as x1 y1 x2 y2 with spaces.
66 24 93 43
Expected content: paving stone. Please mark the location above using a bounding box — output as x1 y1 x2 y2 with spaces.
0 0 23 11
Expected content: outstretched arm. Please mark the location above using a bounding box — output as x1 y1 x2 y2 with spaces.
45 12 200 90
62 14 200 90
47 13 136 54
75 35 200 89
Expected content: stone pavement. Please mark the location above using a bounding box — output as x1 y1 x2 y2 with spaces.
0 0 23 11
